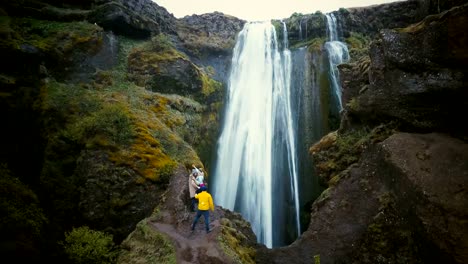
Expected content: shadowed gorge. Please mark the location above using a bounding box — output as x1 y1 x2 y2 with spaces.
0 0 467 263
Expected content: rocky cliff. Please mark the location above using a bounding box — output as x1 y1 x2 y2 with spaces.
1 0 467 263
256 2 468 264
0 0 246 262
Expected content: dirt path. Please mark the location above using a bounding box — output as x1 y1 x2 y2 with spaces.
151 219 224 264
148 165 234 264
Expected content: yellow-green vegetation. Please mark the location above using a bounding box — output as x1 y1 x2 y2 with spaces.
118 219 176 264
347 97 360 112
310 123 397 183
218 218 256 264
288 37 326 50
286 11 326 48
4 17 101 54
314 254 321 264
397 12 441 34
345 32 372 62
0 16 13 49
41 80 134 145
138 33 187 61
176 21 236 57
346 32 371 50
0 163 47 239
200 69 223 97
307 37 327 52
61 226 118 264
127 33 192 88
40 32 206 183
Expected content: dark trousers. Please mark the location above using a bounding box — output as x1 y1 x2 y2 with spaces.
191 209 210 232
190 197 197 211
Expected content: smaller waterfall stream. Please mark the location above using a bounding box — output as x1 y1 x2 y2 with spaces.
325 13 349 111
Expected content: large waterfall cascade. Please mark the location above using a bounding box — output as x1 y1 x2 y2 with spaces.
325 13 350 110
212 21 301 248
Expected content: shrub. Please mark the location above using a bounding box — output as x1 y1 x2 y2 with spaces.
64 103 135 146
62 226 118 264
150 33 173 52
0 164 47 259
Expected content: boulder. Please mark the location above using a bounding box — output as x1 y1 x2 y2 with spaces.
348 4 468 136
258 132 468 263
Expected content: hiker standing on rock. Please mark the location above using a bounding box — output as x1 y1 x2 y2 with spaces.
191 186 214 233
188 171 200 212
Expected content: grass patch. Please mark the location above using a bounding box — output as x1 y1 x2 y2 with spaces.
345 32 372 62
8 17 101 53
289 37 326 50
311 122 398 183
218 218 256 264
118 220 176 264
61 226 118 264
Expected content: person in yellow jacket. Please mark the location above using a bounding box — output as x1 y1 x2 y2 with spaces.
191 186 214 233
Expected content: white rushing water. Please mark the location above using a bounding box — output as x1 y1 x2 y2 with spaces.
325 13 349 111
213 21 300 248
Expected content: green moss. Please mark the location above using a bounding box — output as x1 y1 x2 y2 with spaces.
149 33 174 52
0 164 48 235
314 254 321 264
62 226 118 264
312 123 398 183
127 38 189 87
118 220 176 264
9 17 101 54
289 37 326 50
345 32 371 50
0 164 48 258
397 12 441 34
345 32 372 62
347 97 360 112
200 71 223 97
218 218 256 264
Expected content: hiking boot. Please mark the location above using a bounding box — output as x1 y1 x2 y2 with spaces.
206 229 212 234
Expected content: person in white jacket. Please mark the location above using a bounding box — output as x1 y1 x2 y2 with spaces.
188 172 200 212
192 164 205 187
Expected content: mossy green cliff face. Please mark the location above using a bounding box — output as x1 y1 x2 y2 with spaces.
2 0 468 263
0 0 242 261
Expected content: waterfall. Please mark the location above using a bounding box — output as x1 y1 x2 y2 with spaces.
213 21 300 248
325 13 349 111
298 19 303 40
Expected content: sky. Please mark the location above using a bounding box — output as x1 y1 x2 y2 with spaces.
153 0 403 21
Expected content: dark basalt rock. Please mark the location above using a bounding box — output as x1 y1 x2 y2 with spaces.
347 4 468 136
88 2 160 38
147 58 203 95
76 150 164 242
176 12 245 82
259 133 468 264
1 0 177 38
88 0 177 38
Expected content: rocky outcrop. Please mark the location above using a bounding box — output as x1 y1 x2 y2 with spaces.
178 12 245 56
259 133 468 264
333 0 427 39
176 12 245 82
284 0 468 49
1 0 177 38
75 150 164 242
258 2 468 264
345 4 468 136
88 0 177 38
118 164 259 263
127 43 204 96
0 0 227 261
283 0 430 47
